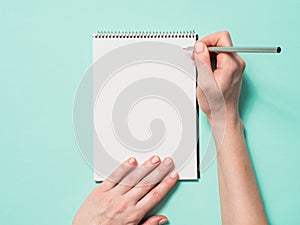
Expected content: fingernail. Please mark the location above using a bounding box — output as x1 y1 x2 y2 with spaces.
151 155 160 164
195 42 204 53
128 157 136 165
169 171 178 179
164 157 173 166
159 219 168 225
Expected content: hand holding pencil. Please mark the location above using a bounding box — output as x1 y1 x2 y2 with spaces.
191 30 269 225
192 30 247 124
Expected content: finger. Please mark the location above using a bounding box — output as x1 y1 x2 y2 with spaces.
101 157 137 192
193 41 212 69
201 31 236 74
137 171 178 214
193 41 215 92
114 155 161 194
194 53 219 95
200 30 233 47
213 54 241 89
126 157 174 201
140 215 168 225
192 42 217 112
201 30 237 71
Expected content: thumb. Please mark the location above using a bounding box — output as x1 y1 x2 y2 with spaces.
140 215 168 225
193 41 223 118
193 41 215 93
192 41 212 69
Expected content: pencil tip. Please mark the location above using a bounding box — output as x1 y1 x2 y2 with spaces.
183 46 192 51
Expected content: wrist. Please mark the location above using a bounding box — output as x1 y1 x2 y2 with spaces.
207 110 243 131
207 111 244 151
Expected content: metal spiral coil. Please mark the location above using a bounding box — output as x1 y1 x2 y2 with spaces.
93 30 196 39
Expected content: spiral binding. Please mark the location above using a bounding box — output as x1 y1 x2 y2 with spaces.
93 30 196 39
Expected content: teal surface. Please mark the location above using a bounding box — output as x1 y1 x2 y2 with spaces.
1 0 299 224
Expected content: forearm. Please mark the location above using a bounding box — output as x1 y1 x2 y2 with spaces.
194 31 268 224
211 117 268 225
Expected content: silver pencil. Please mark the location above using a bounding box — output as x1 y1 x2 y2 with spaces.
183 46 281 53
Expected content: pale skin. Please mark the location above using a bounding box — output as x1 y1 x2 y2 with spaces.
73 31 268 225
194 31 268 225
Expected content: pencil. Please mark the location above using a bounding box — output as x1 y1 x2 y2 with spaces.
183 46 281 53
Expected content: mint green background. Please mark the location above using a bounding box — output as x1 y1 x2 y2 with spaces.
1 0 299 224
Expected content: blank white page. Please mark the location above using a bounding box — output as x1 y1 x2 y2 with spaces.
93 31 199 181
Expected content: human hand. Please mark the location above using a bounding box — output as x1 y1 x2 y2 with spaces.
73 156 178 225
192 31 246 125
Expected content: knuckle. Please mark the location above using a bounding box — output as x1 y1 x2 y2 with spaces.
164 176 174 185
240 59 246 71
159 163 171 173
151 190 163 202
107 174 118 184
120 163 130 173
127 212 141 224
219 30 232 46
221 30 231 38
114 201 128 214
140 179 153 189
233 62 239 72
236 55 246 71
227 61 239 73
123 175 136 186
158 166 165 174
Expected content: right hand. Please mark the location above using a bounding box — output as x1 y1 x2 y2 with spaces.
192 31 246 124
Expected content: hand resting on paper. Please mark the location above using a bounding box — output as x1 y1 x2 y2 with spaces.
72 156 178 225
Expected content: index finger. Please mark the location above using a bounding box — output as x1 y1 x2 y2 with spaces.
100 157 137 191
200 30 233 47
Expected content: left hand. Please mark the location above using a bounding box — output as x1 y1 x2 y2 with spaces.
72 156 178 225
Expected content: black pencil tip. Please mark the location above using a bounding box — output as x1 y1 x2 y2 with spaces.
277 47 281 53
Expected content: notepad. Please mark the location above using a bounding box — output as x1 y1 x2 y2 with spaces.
93 31 199 181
